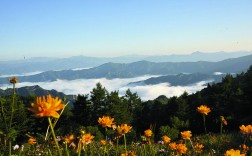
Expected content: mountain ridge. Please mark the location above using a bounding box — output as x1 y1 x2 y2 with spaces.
0 54 251 84
128 73 226 86
0 51 251 75
0 85 76 104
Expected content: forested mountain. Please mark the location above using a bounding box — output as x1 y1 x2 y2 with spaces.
138 65 252 135
0 65 251 142
67 65 252 137
0 54 251 84
0 85 75 104
129 73 225 86
0 51 251 75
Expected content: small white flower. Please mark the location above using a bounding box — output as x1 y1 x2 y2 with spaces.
211 149 216 153
13 144 19 150
56 136 61 141
158 149 166 153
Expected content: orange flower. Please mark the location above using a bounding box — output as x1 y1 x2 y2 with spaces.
100 139 106 145
144 129 153 137
181 131 192 140
169 142 177 150
121 151 136 156
9 77 18 84
194 143 204 153
81 133 95 145
117 124 132 135
176 143 187 155
28 137 37 145
98 116 115 128
197 105 211 115
239 125 252 135
28 95 65 118
220 116 228 125
239 144 249 154
64 134 75 144
224 149 245 156
162 135 171 144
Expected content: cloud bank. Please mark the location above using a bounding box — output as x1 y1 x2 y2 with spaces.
0 75 209 101
0 71 43 78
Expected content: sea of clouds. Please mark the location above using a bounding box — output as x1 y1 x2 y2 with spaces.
0 75 210 101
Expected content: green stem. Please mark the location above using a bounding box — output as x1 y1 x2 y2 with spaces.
8 140 11 156
123 134 127 153
220 123 223 135
65 142 70 156
144 144 146 156
48 117 61 156
0 101 8 132
104 127 107 155
243 134 249 145
8 83 16 156
9 84 15 130
48 148 53 156
203 115 207 134
189 138 194 151
116 139 119 156
78 141 81 156
0 101 8 153
45 102 69 141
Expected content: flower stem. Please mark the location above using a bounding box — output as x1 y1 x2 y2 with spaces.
45 102 68 141
48 117 61 156
123 134 127 153
116 139 119 156
77 141 81 156
8 83 16 156
65 142 70 156
203 115 207 134
189 138 194 150
104 127 107 155
220 123 223 135
8 140 11 156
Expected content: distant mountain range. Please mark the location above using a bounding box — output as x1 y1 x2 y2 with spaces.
0 54 251 85
128 73 226 86
0 51 251 75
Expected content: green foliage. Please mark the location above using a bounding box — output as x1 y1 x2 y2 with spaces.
107 91 132 124
81 126 104 141
159 125 179 140
169 116 189 130
90 83 108 122
72 94 92 126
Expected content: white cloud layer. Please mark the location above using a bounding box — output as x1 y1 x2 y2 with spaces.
0 71 43 78
0 75 209 101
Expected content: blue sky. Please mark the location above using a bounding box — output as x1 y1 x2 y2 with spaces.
0 0 252 61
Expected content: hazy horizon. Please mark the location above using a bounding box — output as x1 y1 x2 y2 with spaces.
0 50 252 62
1 1 252 61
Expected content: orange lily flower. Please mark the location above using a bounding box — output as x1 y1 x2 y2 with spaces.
28 95 65 118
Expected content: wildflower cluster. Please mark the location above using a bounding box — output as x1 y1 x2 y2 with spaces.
168 142 188 155
240 125 252 135
1 77 252 155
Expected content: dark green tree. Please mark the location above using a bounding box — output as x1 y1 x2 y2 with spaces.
72 94 92 126
123 89 142 125
107 91 131 124
90 83 108 122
